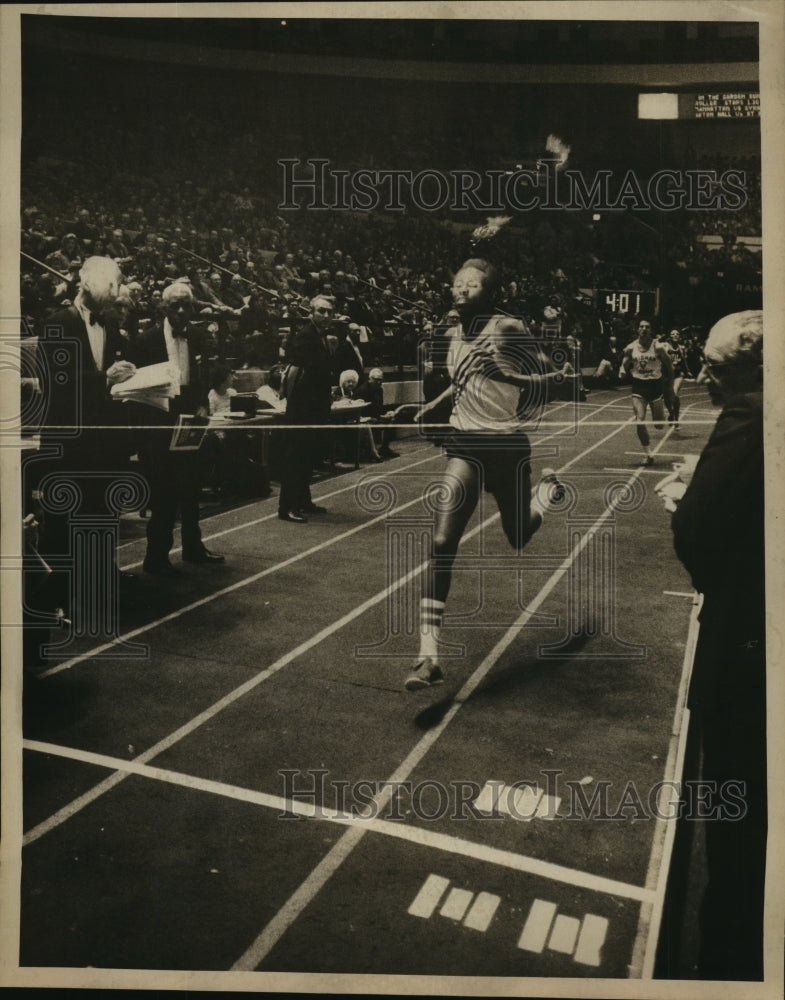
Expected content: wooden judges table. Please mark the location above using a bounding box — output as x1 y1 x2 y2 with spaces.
209 398 372 472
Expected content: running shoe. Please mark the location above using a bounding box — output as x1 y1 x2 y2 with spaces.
404 658 444 691
640 455 655 467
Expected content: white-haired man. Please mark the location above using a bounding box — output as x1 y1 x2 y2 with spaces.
131 281 224 575
31 256 138 615
659 311 766 980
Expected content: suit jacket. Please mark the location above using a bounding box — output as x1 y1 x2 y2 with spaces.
128 322 212 463
37 304 132 470
284 320 333 424
130 321 211 419
671 391 765 707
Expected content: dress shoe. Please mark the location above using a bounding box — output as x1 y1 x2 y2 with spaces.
183 549 226 564
380 447 399 459
118 571 138 582
143 560 183 578
278 510 308 523
304 504 327 514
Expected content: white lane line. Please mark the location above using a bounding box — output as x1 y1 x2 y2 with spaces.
22 739 655 906
118 446 440 565
663 591 695 598
603 467 673 475
40 492 428 678
37 403 586 675
115 406 575 554
623 451 700 458
631 593 703 979
26 399 623 839
231 419 657 972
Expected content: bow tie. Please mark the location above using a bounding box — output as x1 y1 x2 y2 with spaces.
172 329 189 340
89 312 105 327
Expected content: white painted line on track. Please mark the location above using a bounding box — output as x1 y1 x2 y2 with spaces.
663 591 695 598
624 451 701 458
117 445 440 563
39 485 440 678
22 738 655 906
115 444 436 551
24 398 627 862
115 404 576 554
36 402 587 676
231 417 665 971
26 399 627 852
603 468 674 475
631 593 702 979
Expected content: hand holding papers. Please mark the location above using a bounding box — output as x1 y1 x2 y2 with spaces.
110 362 177 412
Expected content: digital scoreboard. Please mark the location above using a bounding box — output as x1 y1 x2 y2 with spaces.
638 92 759 120
598 290 658 316
691 92 760 119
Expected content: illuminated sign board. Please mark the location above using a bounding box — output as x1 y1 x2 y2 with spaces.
638 92 760 120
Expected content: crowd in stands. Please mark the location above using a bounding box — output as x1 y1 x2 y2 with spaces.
20 155 762 383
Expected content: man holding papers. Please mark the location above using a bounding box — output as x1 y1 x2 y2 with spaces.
130 281 225 576
29 256 138 619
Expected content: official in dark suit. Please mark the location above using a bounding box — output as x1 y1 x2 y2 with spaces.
31 256 138 612
278 295 335 522
130 281 224 575
659 311 766 981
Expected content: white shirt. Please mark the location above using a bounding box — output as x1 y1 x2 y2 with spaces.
446 316 529 433
163 317 190 394
208 387 237 416
627 338 663 380
74 293 105 371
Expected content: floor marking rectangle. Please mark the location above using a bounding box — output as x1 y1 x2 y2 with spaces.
473 781 501 815
574 913 609 967
511 784 544 819
518 899 557 953
407 874 450 919
535 794 561 820
548 913 580 954
21 399 660 975
462 892 500 932
23 741 656 905
440 887 473 921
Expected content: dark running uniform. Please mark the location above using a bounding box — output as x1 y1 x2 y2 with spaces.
663 340 687 378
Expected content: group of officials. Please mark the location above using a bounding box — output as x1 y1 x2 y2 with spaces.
23 253 768 982
28 259 224 597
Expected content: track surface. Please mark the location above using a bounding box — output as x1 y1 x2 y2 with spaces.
18 385 717 980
